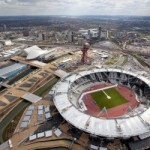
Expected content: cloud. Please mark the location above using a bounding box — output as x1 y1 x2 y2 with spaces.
0 0 149 16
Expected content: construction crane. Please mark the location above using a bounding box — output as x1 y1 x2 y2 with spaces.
81 41 90 64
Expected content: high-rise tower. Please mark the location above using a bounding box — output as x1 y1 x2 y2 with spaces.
98 26 101 39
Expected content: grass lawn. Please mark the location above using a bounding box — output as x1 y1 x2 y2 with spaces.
90 88 128 109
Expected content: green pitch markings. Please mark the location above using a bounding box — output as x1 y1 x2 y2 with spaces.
90 87 128 109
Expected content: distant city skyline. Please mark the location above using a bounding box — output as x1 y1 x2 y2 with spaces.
0 0 150 16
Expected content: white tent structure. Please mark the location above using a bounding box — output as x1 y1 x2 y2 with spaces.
24 45 48 60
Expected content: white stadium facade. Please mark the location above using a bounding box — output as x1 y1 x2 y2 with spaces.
50 67 150 139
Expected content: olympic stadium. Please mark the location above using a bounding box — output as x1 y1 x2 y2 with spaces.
0 42 150 150
51 67 150 139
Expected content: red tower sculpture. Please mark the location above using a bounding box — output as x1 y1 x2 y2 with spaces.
81 42 90 64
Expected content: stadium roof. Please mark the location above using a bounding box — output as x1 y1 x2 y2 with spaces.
52 67 150 138
24 45 48 60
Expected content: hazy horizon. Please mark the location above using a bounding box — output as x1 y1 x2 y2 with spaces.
0 0 150 16
0 15 150 17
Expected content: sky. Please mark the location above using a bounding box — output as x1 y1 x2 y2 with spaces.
0 0 150 16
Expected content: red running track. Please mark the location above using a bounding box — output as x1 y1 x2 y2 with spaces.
82 84 139 118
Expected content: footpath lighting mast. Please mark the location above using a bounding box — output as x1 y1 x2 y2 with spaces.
81 41 90 64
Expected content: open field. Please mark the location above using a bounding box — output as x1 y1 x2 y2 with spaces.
90 88 128 109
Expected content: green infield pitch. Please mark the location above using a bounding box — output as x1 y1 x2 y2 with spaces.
90 88 128 109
